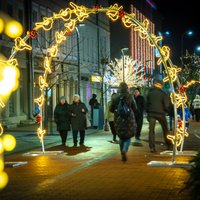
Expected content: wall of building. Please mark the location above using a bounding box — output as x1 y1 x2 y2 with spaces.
0 0 110 125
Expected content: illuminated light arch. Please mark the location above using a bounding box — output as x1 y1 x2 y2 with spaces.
0 2 189 162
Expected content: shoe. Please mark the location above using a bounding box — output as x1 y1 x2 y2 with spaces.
79 143 85 147
121 151 127 162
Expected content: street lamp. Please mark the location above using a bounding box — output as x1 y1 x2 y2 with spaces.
75 23 85 96
195 46 200 54
121 48 129 82
181 30 193 65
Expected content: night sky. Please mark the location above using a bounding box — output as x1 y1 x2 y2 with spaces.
153 0 200 64
109 0 200 65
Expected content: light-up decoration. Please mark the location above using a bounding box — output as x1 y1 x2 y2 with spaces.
0 18 4 34
163 66 181 83
4 2 188 161
167 119 189 147
104 56 145 88
0 134 16 189
4 20 23 38
183 80 200 89
0 59 20 108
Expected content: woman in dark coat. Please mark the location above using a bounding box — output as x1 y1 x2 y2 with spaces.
69 94 88 147
110 82 137 162
54 96 71 146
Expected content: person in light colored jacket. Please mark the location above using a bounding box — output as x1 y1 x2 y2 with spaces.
105 93 117 142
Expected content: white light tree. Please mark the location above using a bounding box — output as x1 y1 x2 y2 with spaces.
104 55 145 88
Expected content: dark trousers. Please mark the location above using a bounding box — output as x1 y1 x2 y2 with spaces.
109 121 117 140
72 130 85 145
135 115 143 139
195 109 200 122
147 115 170 150
59 131 68 145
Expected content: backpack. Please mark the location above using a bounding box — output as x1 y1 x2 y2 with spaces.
117 96 130 118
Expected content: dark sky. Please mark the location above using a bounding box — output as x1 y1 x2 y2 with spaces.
153 0 200 63
109 0 200 64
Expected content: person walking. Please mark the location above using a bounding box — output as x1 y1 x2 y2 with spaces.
110 82 137 162
146 79 171 152
54 96 71 146
192 94 200 122
134 88 145 141
89 94 100 127
105 93 117 143
70 94 88 147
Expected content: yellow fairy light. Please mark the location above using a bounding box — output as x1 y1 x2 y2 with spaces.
39 76 48 91
35 17 54 31
183 80 200 88
163 66 181 83
157 46 170 65
53 8 72 21
2 134 16 151
170 92 187 108
0 124 3 137
44 56 52 73
4 20 23 38
0 171 8 189
121 14 136 28
0 18 4 34
55 31 66 44
37 128 46 142
70 2 90 22
14 37 32 51
64 19 77 32
0 100 5 108
34 95 45 108
47 45 58 58
106 4 123 21
148 34 163 47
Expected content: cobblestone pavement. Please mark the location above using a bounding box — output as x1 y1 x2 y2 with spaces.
1 120 199 200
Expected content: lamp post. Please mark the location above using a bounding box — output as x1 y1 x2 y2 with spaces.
75 24 85 96
121 48 129 82
181 30 193 65
195 46 200 54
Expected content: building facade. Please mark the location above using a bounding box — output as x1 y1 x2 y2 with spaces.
0 0 110 126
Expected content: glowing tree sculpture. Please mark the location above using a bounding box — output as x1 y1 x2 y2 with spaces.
104 56 145 88
0 2 193 166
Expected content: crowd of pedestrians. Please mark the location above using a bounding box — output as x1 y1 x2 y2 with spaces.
52 79 198 162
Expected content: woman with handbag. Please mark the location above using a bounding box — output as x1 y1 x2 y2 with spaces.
105 93 118 143
69 94 88 147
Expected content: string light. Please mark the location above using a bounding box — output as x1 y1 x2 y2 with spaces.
163 66 181 82
183 80 200 88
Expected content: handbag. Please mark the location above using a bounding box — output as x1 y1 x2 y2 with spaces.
86 115 91 128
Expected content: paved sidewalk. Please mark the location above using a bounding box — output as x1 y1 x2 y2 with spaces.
0 120 199 200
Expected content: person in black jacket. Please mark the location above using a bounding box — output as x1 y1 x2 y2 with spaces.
54 96 71 146
110 82 137 162
69 94 88 147
134 88 145 141
146 79 171 152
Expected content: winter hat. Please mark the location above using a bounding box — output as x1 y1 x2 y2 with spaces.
60 96 66 100
153 79 163 88
73 94 80 99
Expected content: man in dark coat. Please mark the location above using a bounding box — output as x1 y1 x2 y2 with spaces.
89 94 100 127
110 82 137 162
134 88 145 141
54 96 71 146
146 79 171 152
69 94 88 147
